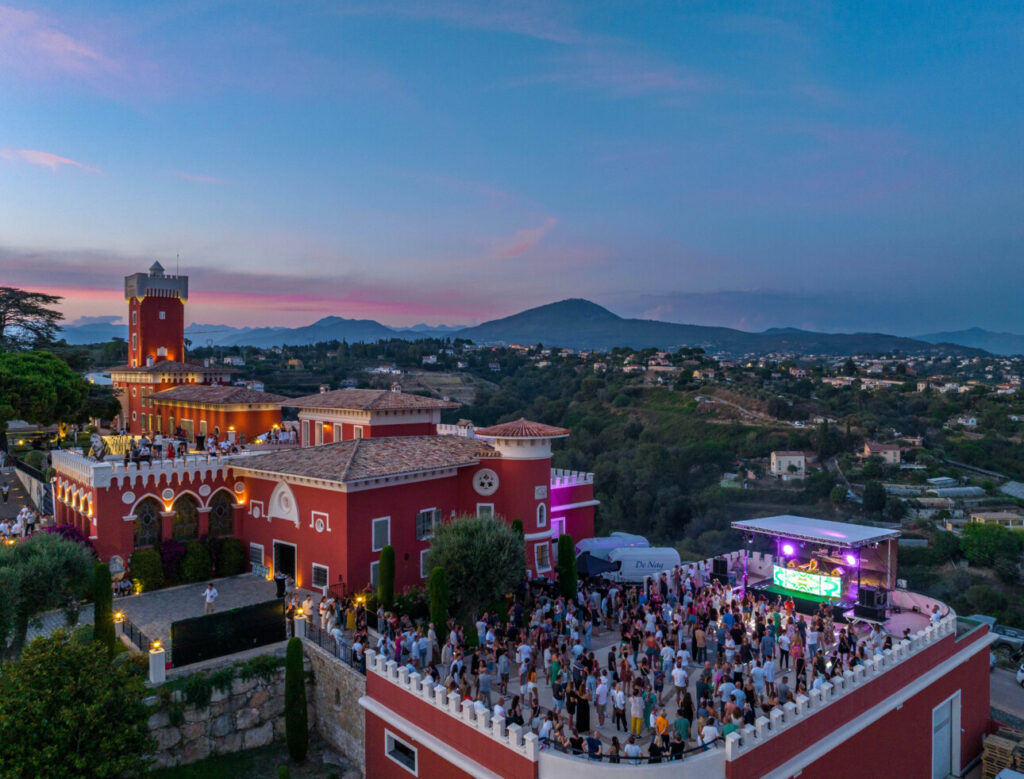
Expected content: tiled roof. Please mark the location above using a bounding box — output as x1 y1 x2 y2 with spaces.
231 436 493 483
283 388 458 411
108 360 238 375
150 385 289 405
474 417 570 438
773 451 805 457
866 441 901 451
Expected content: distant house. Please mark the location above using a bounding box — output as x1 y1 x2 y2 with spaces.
954 416 978 427
286 358 304 370
969 510 1024 528
223 355 245 367
488 362 501 372
422 355 438 365
693 368 716 381
770 451 806 479
863 441 902 465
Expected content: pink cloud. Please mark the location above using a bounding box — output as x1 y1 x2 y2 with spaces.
340 0 589 45
0 4 118 81
174 171 227 185
490 216 558 260
0 147 100 173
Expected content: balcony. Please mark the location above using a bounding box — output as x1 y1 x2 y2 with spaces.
51 448 271 489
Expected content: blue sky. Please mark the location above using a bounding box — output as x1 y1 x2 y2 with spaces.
0 1 1021 333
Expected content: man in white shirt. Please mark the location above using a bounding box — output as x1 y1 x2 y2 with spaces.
671 660 689 706
595 677 609 726
700 716 720 748
202 582 219 614
492 696 506 722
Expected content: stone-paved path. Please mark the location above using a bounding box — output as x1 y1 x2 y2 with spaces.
0 467 30 520
117 574 278 648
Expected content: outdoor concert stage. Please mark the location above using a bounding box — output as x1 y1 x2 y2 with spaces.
731 515 901 621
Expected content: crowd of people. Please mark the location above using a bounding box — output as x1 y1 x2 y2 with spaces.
0 505 43 539
355 562 895 764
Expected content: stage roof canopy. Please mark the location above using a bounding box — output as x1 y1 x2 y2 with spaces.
731 515 900 549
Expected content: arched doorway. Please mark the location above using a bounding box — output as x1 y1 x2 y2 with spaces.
172 495 199 541
208 491 234 537
134 498 162 548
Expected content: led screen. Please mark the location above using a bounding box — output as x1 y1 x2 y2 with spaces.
772 564 843 598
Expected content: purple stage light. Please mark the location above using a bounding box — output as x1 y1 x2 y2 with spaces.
845 553 857 566
782 543 795 556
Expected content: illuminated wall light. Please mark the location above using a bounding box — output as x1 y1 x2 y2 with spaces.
782 543 795 557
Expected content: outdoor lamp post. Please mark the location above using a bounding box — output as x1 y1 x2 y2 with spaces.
294 607 308 639
149 639 166 684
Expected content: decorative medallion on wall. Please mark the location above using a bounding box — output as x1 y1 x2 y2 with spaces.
473 468 500 496
122 491 136 505
252 505 262 519
198 484 211 497
315 517 325 533
234 481 245 493
161 488 174 501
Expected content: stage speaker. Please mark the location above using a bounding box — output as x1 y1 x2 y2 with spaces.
712 557 728 576
853 604 886 622
858 587 885 608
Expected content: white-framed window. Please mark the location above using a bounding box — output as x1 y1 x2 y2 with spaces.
311 563 329 591
420 548 431 579
159 310 166 320
415 508 441 540
353 425 364 439
131 333 137 350
131 387 137 398
302 420 310 447
333 423 342 441
535 542 552 573
131 411 137 421
552 517 565 538
385 730 418 775
131 311 137 325
310 511 331 533
249 542 264 568
315 422 323 446
476 503 494 519
369 561 380 588
537 502 547 527
372 517 390 551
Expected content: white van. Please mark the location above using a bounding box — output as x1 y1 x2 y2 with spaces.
576 533 650 560
602 547 681 583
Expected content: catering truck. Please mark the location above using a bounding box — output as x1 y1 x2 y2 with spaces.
602 547 681 583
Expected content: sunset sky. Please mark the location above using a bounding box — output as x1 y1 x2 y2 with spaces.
1 2 1022 333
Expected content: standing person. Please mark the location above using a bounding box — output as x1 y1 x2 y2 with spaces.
612 682 628 733
576 679 592 734
202 582 219 614
1 482 8 504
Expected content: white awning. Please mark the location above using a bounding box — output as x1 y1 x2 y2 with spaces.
731 515 900 548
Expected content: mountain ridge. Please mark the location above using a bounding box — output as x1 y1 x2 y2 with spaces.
58 298 990 357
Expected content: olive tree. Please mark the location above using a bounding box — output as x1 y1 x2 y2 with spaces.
425 515 525 623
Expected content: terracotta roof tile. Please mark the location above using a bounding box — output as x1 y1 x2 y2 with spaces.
283 388 458 411
232 436 493 483
150 385 289 405
474 417 570 438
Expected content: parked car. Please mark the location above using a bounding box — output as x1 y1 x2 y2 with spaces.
1016 662 1024 687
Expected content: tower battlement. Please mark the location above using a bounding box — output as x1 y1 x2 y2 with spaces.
124 261 189 302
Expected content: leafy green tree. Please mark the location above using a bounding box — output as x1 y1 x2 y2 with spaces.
425 516 525 623
932 530 961 563
0 287 63 353
91 562 115 658
128 548 164 591
556 534 577 600
862 481 886 514
285 637 308 762
511 518 524 537
0 533 94 655
962 523 1023 568
428 566 449 641
829 485 847 505
0 629 154 776
378 545 395 611
0 351 89 453
884 497 907 523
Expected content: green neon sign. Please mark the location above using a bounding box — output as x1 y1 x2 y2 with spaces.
772 564 843 599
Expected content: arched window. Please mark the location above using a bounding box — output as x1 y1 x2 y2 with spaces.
208 491 234 537
173 495 199 541
134 498 162 548
537 502 547 527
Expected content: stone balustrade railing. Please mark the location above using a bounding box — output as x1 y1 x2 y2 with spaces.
722 615 959 763
436 423 476 438
363 649 540 763
51 448 255 489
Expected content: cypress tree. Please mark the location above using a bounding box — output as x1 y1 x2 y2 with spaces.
284 637 308 762
556 534 577 600
92 561 115 657
428 566 449 642
379 545 395 611
511 518 524 537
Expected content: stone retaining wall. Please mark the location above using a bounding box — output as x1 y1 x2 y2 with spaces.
146 658 317 769
304 640 367 775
